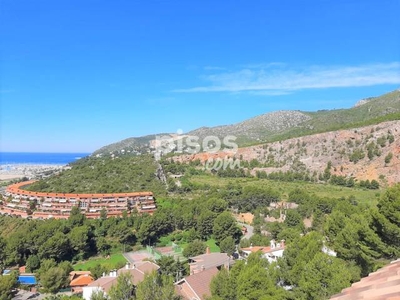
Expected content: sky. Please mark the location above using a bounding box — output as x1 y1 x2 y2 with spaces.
1 0 399 153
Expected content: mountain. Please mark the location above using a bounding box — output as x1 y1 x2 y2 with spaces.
92 134 164 156
175 119 400 185
188 110 311 144
92 90 400 156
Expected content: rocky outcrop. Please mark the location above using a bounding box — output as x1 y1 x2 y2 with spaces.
174 120 400 185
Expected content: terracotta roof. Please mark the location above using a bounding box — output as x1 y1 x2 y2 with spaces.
176 267 219 300
69 271 92 282
330 260 400 300
70 274 94 287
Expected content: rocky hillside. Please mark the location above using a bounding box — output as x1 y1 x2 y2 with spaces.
188 110 311 144
92 90 400 156
174 120 400 185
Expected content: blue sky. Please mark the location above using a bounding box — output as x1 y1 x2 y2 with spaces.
1 0 399 153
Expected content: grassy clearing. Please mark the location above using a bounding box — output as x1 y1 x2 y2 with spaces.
190 175 381 206
157 233 220 253
73 253 127 271
206 239 221 253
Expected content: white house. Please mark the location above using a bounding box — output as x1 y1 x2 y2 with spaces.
241 239 285 263
82 261 159 300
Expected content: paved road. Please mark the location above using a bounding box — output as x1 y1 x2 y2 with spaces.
238 222 254 240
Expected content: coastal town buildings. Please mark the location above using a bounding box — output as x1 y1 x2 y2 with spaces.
0 181 156 219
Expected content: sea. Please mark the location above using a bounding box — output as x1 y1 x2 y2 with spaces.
0 152 90 165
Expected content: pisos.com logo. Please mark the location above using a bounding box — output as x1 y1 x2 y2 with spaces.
155 129 241 171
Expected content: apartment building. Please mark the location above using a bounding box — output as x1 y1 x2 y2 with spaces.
0 181 156 219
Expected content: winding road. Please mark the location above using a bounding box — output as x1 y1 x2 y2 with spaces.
238 222 254 240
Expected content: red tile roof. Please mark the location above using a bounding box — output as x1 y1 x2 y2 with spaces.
330 260 400 300
70 274 94 287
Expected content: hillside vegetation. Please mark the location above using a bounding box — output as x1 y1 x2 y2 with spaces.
92 90 400 155
174 120 400 185
26 154 166 195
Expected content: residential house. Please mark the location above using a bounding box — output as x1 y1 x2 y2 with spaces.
241 239 285 263
175 267 219 300
69 271 94 293
188 248 232 274
82 261 159 300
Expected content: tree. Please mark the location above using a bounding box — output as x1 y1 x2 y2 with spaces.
213 212 242 244
236 263 286 300
197 211 216 239
277 228 301 244
298 253 352 299
280 232 324 285
235 186 280 212
370 179 380 190
0 237 6 270
156 256 186 281
334 215 389 276
371 184 400 251
220 236 236 255
182 240 207 258
284 210 302 228
40 267 69 294
0 271 17 300
96 237 111 256
26 254 40 273
38 232 70 261
69 205 85 226
89 264 108 280
210 268 237 300
288 188 310 205
378 184 400 226
136 271 179 300
69 225 91 259
100 208 108 220
37 259 57 278
210 253 287 300
59 261 73 277
90 290 108 300
108 272 135 300
207 198 228 214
